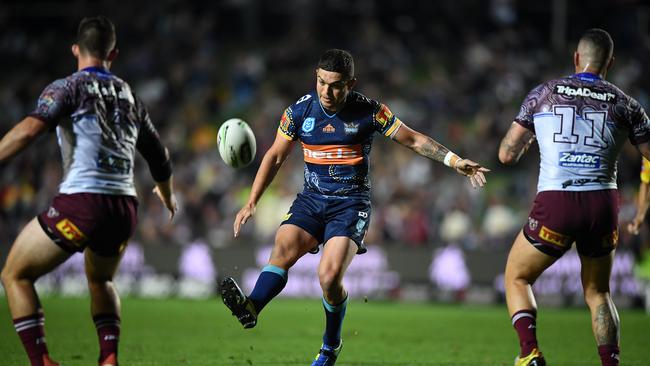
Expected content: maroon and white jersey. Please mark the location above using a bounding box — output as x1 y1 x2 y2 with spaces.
30 66 164 196
515 73 650 192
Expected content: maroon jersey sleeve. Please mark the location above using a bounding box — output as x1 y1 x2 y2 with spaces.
28 79 73 128
514 83 545 132
135 98 172 182
626 97 650 145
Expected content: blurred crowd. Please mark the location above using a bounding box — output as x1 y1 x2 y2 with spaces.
1 0 650 259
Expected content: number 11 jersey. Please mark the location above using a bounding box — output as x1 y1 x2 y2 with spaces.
515 72 650 192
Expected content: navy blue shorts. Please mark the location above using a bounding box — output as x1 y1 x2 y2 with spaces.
281 191 371 254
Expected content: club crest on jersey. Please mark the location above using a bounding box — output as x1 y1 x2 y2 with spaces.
344 122 359 134
323 124 336 133
302 117 315 133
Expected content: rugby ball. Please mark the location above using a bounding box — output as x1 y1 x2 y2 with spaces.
217 118 257 168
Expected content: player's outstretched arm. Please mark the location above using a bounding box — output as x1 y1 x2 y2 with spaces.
392 123 489 188
0 116 48 164
234 132 295 237
498 122 535 165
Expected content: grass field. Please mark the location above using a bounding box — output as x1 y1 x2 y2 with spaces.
0 296 648 365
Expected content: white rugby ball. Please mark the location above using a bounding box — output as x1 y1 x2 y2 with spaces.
217 118 257 168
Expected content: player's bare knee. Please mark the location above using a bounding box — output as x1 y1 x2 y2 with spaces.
87 276 114 290
318 268 343 292
583 285 610 307
270 240 301 267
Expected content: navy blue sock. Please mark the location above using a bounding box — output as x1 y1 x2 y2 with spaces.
322 295 347 348
248 265 288 314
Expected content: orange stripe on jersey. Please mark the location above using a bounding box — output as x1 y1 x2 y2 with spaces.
302 143 363 165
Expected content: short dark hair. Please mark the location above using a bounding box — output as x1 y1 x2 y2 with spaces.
317 49 355 80
77 15 116 59
578 28 614 69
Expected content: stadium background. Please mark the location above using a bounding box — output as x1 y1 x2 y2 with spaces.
1 0 650 309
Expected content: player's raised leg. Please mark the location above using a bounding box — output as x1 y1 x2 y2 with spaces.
311 236 357 366
504 231 557 366
221 224 317 328
580 251 620 366
85 247 125 366
1 218 71 366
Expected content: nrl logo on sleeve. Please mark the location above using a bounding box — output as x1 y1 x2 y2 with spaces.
555 85 615 102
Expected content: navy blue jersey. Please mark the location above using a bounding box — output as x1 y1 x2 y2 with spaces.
278 91 402 196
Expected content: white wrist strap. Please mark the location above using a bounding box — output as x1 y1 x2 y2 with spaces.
443 151 460 168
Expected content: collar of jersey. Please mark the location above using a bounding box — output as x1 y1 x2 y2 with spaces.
318 98 345 118
573 72 601 81
81 66 112 75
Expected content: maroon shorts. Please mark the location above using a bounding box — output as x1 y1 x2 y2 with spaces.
38 193 138 257
522 190 619 258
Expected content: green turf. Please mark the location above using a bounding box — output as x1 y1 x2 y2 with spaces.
0 296 648 365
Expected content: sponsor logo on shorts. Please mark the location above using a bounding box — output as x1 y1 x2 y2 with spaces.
358 211 369 219
554 85 616 102
283 213 292 221
558 151 601 168
55 219 87 246
356 219 366 234
47 207 60 218
539 226 570 247
528 217 538 231
344 122 359 134
322 124 336 133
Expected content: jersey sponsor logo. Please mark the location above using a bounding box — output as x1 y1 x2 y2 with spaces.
322 124 336 133
296 94 312 104
344 122 359 134
302 117 315 133
539 226 570 247
375 104 394 128
558 151 601 168
554 85 616 102
302 143 363 165
55 219 87 246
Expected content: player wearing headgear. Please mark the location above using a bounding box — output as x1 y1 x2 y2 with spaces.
499 28 650 366
0 16 177 366
222 49 489 365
